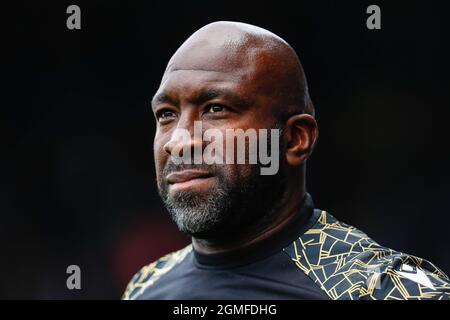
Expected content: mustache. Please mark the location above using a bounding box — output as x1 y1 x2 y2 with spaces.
162 160 220 177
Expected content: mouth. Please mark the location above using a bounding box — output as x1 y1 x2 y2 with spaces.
166 170 215 193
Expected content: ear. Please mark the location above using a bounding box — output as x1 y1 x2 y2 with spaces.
284 114 318 166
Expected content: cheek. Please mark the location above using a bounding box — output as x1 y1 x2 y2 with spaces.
219 163 254 186
237 163 256 180
154 135 168 177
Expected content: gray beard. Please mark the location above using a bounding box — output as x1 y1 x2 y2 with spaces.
158 162 287 239
162 182 229 236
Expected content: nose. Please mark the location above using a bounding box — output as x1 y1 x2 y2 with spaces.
163 118 204 163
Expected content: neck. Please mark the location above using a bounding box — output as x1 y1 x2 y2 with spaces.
192 170 305 255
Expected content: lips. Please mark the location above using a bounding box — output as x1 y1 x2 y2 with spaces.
165 170 215 193
166 170 213 184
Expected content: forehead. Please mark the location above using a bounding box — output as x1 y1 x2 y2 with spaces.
153 37 279 106
154 67 255 105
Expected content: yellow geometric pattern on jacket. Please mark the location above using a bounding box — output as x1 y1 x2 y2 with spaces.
123 210 450 300
283 211 450 300
122 245 192 300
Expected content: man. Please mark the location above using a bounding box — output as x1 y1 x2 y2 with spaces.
123 21 450 300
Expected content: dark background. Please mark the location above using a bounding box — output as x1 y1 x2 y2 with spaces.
2 0 450 299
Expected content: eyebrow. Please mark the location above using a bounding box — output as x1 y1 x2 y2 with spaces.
151 88 251 110
151 92 177 108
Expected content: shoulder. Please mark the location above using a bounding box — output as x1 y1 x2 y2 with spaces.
122 244 193 300
283 210 450 300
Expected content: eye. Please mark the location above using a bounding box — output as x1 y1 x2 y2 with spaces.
156 109 176 122
161 110 175 118
207 104 225 113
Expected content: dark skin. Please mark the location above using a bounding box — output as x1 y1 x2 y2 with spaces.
152 21 318 255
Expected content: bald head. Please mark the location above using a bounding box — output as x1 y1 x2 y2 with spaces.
162 21 314 119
